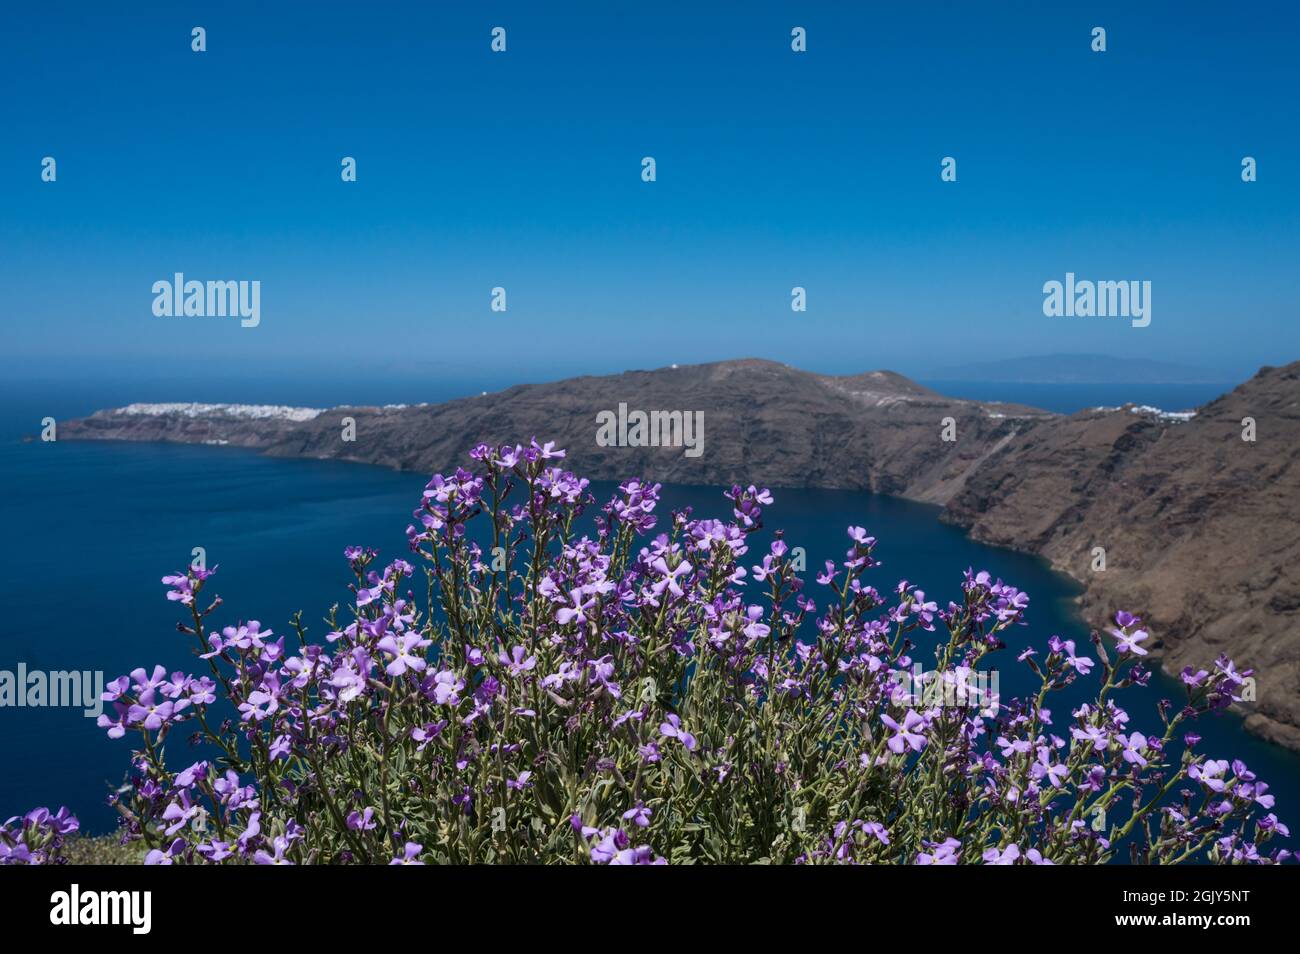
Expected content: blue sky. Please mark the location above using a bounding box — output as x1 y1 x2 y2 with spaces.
1 1 1297 390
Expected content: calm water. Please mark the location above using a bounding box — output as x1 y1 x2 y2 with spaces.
1 383 1295 836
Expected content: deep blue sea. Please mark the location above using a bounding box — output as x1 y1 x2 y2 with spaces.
2 378 1295 839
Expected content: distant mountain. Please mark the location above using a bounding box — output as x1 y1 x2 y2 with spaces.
56 360 1053 505
930 353 1232 385
58 358 1300 752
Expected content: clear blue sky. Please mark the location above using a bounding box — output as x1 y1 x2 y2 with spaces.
1 0 1297 390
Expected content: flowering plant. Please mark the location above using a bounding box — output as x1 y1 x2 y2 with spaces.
0 807 78 864
47 441 1292 864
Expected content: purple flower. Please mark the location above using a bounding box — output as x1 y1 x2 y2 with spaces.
1031 748 1068 788
659 713 697 751
556 588 596 626
1059 639 1094 675
861 821 890 845
982 844 1021 865
347 808 377 831
1113 627 1150 657
197 840 233 862
377 633 430 677
254 835 294 865
622 802 652 828
1190 759 1230 792
917 838 961 865
499 645 537 677
997 735 1031 758
881 710 927 754
390 842 425 865
1071 724 1109 750
1120 732 1150 767
127 690 180 730
423 669 465 706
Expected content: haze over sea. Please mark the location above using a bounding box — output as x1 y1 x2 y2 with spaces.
2 375 1295 834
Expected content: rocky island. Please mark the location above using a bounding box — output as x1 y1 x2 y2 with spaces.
57 358 1300 751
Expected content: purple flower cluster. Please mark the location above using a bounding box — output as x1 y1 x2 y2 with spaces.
66 440 1291 864
0 806 78 864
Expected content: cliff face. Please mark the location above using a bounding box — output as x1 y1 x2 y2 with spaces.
943 363 1300 750
57 358 1300 749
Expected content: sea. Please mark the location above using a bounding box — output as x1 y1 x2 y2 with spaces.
2 376 1295 839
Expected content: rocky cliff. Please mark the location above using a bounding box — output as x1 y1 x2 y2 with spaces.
57 358 1300 750
942 362 1300 750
